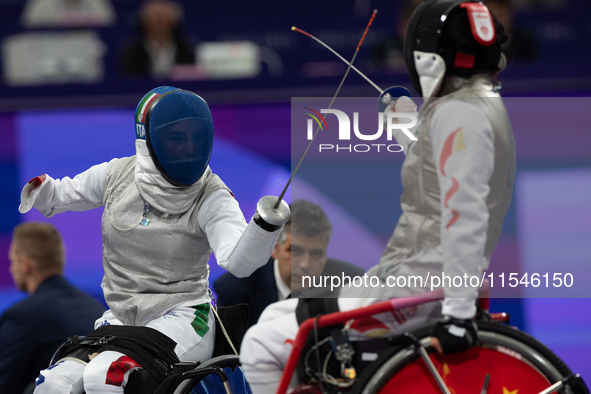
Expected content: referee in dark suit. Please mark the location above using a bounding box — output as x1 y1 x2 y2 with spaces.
0 222 105 394
214 199 365 327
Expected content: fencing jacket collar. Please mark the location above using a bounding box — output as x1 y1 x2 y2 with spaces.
134 139 209 215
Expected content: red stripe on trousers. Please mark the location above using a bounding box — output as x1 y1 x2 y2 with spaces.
105 356 141 386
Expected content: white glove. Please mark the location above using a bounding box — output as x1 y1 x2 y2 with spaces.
19 174 47 213
383 96 419 152
383 94 417 114
394 95 417 113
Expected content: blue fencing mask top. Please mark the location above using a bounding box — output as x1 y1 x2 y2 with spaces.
135 86 214 186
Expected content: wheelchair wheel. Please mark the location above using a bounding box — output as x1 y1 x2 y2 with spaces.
352 321 586 394
171 355 252 394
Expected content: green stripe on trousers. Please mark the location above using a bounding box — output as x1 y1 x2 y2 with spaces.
191 304 211 338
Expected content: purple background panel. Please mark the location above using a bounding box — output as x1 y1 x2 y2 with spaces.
505 97 591 162
517 168 591 298
525 298 591 382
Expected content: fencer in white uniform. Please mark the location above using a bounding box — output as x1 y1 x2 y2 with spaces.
240 1 515 392
19 86 290 394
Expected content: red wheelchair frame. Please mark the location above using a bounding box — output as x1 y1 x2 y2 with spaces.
275 287 586 394
278 289 444 394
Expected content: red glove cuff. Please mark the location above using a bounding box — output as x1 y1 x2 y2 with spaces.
27 174 47 188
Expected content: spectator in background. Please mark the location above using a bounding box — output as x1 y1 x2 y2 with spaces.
0 222 105 394
119 0 195 78
214 199 365 327
20 0 116 28
369 0 422 73
485 0 538 61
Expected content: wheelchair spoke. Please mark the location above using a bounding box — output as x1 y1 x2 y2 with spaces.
404 333 451 394
537 379 564 394
536 374 586 394
416 345 452 394
480 373 490 394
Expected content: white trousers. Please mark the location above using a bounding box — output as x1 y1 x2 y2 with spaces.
240 264 443 394
34 305 215 394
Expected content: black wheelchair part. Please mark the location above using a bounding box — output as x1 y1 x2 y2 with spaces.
43 303 250 394
170 355 243 394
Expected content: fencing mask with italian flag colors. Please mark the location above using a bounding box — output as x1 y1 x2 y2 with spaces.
135 86 214 186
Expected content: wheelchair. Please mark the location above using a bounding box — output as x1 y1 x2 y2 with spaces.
149 287 589 394
29 303 252 394
348 320 588 394
125 290 589 394
278 288 590 394
37 289 588 394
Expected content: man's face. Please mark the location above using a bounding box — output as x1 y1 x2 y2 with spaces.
143 1 176 39
8 241 27 292
273 231 329 293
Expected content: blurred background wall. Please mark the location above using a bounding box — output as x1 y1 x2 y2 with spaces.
0 0 590 381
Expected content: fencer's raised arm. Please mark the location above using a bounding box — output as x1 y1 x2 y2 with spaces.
198 192 290 278
18 160 115 217
431 100 495 320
